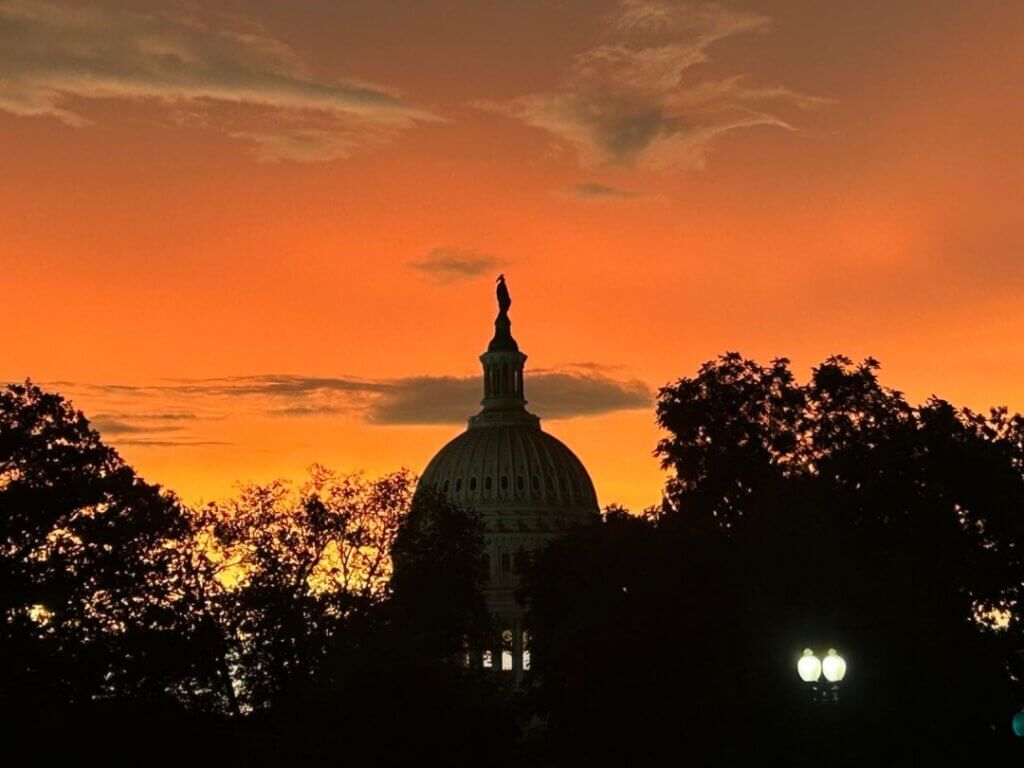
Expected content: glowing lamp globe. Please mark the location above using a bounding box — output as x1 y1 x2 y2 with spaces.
1012 711 1024 738
822 649 847 683
797 649 822 683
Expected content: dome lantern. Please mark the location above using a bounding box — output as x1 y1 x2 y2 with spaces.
471 274 537 428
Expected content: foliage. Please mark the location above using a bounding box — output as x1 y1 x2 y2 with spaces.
524 354 1024 764
0 380 505 761
389 486 492 660
174 466 414 713
260 488 510 764
0 380 188 713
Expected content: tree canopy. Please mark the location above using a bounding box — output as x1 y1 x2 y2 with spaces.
523 354 1024 764
0 381 503 762
0 380 188 714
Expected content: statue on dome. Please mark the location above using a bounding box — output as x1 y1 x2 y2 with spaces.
496 274 511 316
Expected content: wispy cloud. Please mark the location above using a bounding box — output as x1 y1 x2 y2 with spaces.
265 404 352 418
62 375 387 398
482 0 827 171
566 182 641 199
90 411 196 437
50 367 651 442
409 247 503 283
52 375 383 445
114 438 230 448
0 0 435 161
163 374 387 398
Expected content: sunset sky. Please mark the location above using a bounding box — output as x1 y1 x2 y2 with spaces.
2 0 1022 512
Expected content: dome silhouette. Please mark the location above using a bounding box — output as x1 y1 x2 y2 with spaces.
418 277 599 676
420 422 598 517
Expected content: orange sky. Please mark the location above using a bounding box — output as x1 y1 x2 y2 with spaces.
2 0 1023 512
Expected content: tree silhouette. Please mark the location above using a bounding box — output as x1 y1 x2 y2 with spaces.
389 486 492 661
251 487 517 764
0 381 516 762
172 466 415 714
0 381 194 742
523 354 1024 765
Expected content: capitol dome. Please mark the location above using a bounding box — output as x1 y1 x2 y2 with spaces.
420 423 598 518
419 276 599 676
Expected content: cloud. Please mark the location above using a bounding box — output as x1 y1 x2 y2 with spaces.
566 182 640 199
114 438 230 448
90 411 194 436
53 375 384 446
368 370 652 425
369 377 479 425
0 0 435 161
166 374 387 398
65 374 386 398
53 367 651 438
483 0 827 171
529 371 653 419
409 247 503 283
266 404 352 418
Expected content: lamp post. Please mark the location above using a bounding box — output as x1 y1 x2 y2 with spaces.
797 648 846 702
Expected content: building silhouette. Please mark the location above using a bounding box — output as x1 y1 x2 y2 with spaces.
419 278 600 675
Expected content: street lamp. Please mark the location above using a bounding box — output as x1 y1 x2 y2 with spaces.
797 647 846 702
797 649 822 683
822 648 847 683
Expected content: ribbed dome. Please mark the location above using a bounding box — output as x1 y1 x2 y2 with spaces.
421 422 599 515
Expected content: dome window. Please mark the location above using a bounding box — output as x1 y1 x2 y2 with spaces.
485 476 493 491
469 477 477 491
455 478 463 492
501 476 509 490
443 480 450 492
531 476 540 491
501 629 514 671
516 476 525 491
546 477 554 491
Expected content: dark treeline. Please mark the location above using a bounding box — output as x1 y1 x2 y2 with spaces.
0 381 508 763
2 355 1024 764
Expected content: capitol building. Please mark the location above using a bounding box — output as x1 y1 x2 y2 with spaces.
419 277 600 676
